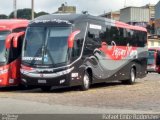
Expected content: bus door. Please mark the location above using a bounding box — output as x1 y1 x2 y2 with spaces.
5 32 25 85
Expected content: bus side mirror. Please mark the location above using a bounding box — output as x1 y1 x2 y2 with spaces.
68 30 80 48
13 31 25 48
5 33 17 49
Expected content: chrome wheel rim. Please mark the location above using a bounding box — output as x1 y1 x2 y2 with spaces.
83 74 89 88
131 69 135 82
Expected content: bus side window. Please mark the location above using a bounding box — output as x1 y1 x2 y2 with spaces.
9 36 23 62
83 25 102 55
109 27 127 46
72 22 87 60
72 35 83 58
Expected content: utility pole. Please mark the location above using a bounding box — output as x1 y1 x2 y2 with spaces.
31 0 34 20
13 0 17 18
124 0 127 8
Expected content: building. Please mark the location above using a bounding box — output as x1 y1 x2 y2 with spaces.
143 4 155 35
55 4 76 14
148 38 160 48
143 4 155 20
155 1 160 35
120 7 149 27
100 11 120 21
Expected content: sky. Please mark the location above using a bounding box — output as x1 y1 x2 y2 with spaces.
0 0 159 16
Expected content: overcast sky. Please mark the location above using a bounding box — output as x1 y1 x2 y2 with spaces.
0 0 159 15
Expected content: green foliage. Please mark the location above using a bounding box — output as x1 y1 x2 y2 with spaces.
0 14 8 19
9 8 35 19
35 11 49 18
9 8 49 20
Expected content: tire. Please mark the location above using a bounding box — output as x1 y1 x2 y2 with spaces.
80 71 91 91
122 68 136 85
40 86 52 92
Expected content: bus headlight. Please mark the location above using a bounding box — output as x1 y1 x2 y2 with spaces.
57 67 74 76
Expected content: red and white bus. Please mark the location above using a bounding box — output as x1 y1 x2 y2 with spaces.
0 19 28 87
147 48 160 74
21 14 147 91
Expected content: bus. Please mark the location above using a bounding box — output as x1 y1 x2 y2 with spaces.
21 14 147 91
147 48 160 74
0 19 28 87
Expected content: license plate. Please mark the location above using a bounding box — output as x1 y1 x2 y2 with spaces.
38 80 46 84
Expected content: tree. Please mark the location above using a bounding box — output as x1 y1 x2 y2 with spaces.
9 8 49 20
35 11 49 18
9 8 36 20
0 14 8 19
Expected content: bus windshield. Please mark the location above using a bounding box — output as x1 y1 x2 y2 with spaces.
148 51 155 65
0 30 10 63
22 26 71 66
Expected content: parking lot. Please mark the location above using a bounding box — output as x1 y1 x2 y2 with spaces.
0 73 160 114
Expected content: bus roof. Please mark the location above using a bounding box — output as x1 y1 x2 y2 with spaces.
0 19 29 31
32 14 147 32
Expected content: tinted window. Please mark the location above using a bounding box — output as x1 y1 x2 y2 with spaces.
12 27 26 33
72 22 87 60
84 24 103 55
147 51 155 65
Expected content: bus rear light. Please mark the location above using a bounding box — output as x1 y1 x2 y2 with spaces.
68 30 80 48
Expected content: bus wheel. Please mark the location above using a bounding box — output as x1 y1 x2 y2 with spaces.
80 71 91 91
122 68 136 85
40 86 52 92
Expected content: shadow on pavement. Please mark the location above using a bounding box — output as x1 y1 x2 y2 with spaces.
2 81 140 94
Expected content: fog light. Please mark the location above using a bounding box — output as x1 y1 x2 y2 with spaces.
60 79 65 84
0 79 2 83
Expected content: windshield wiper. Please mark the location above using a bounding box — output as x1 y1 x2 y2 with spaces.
30 46 43 65
43 48 55 66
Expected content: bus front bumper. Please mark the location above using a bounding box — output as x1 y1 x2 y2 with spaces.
20 67 74 86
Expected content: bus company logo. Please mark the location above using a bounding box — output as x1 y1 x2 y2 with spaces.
99 42 138 60
36 69 54 73
22 57 42 61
